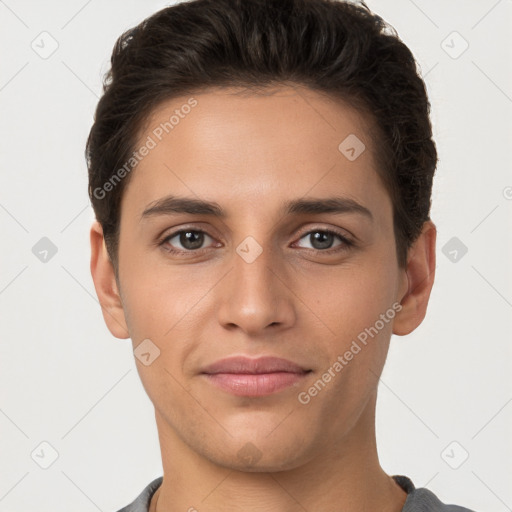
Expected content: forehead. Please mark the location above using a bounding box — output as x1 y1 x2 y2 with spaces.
122 85 390 221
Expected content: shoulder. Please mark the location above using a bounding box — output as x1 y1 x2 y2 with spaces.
114 474 478 512
403 487 478 512
114 477 163 512
393 475 478 512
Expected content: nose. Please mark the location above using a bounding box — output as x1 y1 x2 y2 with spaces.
215 241 296 336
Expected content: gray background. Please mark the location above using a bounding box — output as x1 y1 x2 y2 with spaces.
0 0 511 510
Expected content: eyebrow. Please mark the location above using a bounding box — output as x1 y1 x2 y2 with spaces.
141 195 373 221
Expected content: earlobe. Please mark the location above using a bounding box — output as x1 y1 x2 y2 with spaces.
89 221 130 339
392 220 437 336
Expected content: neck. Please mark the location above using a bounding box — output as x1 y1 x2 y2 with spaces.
151 392 407 512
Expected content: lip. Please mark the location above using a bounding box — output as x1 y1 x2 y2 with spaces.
201 356 311 397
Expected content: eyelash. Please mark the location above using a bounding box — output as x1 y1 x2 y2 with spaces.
158 227 355 256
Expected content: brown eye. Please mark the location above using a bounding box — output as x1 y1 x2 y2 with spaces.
309 231 335 250
162 230 214 252
295 229 353 252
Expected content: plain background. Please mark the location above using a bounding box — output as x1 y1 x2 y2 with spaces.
0 1 511 511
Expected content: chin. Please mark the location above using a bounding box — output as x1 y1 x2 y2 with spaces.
201 432 316 473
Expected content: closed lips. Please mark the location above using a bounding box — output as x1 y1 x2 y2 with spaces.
201 356 311 375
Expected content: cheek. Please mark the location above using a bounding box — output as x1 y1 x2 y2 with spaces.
118 257 222 401
297 253 399 348
118 246 212 340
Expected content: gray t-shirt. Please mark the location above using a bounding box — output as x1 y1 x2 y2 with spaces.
115 475 477 512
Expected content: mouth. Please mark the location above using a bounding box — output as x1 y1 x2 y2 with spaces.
201 356 312 397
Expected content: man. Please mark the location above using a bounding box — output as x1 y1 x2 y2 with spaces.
87 0 477 510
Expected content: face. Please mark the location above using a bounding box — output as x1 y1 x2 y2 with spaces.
106 85 412 470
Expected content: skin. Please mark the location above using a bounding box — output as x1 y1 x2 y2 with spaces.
90 84 436 512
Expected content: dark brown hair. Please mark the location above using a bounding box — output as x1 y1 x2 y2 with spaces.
86 0 437 269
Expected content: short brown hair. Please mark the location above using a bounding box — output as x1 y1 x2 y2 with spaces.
86 0 437 269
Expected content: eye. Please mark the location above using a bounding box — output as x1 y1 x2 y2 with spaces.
158 227 353 255
294 229 353 252
161 229 216 253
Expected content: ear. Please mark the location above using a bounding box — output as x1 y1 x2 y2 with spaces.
393 220 436 336
89 221 130 339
